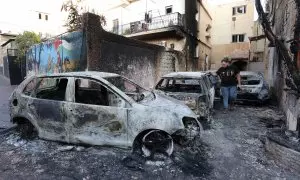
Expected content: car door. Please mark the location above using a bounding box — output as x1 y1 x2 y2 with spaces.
203 75 215 108
28 76 71 141
66 77 130 147
199 78 211 108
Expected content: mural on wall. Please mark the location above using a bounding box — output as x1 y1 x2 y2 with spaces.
26 31 86 76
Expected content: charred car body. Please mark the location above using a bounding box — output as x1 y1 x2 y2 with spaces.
154 72 214 119
9 72 202 156
237 71 270 103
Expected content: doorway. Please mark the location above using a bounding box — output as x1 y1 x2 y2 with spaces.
232 60 248 71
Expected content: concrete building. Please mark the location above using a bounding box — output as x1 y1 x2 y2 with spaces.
0 33 17 77
209 0 255 70
248 20 267 73
0 0 68 75
102 0 212 71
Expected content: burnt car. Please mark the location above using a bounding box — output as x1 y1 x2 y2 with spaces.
154 72 213 120
237 71 270 103
9 72 202 157
205 70 221 98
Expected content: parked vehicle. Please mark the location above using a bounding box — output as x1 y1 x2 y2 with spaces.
237 71 270 103
154 72 214 119
9 71 202 157
205 70 221 98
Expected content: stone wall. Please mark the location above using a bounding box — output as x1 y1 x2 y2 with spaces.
26 13 186 89
266 0 300 131
83 13 185 88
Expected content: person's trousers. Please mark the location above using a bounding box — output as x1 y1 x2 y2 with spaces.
221 86 237 109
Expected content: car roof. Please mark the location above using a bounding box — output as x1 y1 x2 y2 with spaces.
32 71 120 78
162 72 206 79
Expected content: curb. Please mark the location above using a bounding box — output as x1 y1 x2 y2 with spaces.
265 137 300 173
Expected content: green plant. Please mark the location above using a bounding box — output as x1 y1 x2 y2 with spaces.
15 31 41 62
61 0 106 31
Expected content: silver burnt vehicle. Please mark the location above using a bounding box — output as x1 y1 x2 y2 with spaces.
237 71 270 103
9 71 202 156
154 72 213 119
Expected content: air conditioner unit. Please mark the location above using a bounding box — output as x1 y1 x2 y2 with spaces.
232 17 236 21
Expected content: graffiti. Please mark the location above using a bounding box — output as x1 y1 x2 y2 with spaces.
26 31 86 76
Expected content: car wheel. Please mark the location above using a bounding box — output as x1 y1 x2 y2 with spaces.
133 130 174 157
16 120 36 139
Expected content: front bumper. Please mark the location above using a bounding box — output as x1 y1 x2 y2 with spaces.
172 117 202 144
237 92 269 102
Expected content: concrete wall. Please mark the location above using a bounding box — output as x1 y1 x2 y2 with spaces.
26 13 185 89
26 31 87 76
210 0 254 45
266 0 299 131
84 13 186 88
198 2 212 47
197 1 212 70
209 0 255 67
210 42 250 69
145 37 186 52
0 35 13 67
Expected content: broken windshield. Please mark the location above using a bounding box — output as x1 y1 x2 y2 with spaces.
156 78 203 93
105 76 154 102
241 75 262 85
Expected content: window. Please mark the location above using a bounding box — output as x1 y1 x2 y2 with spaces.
170 43 175 49
232 34 245 43
156 78 203 93
105 76 154 103
38 13 42 19
45 15 48 21
232 5 246 15
166 5 173 14
75 78 126 107
23 78 37 96
35 78 68 101
113 19 119 34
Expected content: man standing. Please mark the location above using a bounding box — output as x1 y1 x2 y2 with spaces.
216 58 241 111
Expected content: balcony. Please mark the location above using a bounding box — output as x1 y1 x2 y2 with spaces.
113 13 184 37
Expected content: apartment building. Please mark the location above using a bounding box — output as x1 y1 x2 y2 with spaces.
209 0 255 70
103 0 212 71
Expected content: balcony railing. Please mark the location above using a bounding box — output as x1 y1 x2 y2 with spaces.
112 12 184 35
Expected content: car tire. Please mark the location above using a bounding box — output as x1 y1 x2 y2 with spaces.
133 130 174 158
16 120 36 139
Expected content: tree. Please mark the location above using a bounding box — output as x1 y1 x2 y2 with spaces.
15 31 41 61
61 0 106 31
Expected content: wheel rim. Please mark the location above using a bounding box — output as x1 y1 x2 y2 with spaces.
141 130 174 157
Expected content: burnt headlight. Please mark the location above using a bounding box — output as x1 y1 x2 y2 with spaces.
182 117 201 138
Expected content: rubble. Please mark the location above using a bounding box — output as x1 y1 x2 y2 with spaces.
256 109 285 121
0 105 299 179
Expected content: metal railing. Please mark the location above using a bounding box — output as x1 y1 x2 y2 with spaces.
112 12 184 35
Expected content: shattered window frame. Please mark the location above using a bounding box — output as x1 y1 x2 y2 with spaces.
156 78 205 94
73 77 131 108
22 78 37 97
105 76 154 103
33 77 69 101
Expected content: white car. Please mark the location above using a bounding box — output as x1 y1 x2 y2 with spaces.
237 71 270 103
9 71 202 156
154 72 214 120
